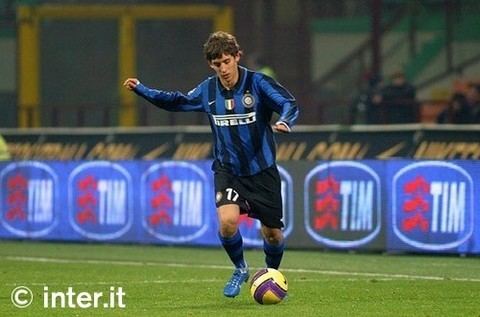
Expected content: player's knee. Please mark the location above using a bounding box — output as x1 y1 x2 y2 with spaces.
263 229 283 245
219 221 238 238
265 236 283 245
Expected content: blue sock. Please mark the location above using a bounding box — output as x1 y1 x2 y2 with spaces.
219 231 246 269
263 240 285 269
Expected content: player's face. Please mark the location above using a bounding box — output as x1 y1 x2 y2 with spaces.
209 53 240 89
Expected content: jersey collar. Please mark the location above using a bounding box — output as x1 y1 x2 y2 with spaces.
217 66 246 95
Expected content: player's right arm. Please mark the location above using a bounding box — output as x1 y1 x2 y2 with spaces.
123 78 204 112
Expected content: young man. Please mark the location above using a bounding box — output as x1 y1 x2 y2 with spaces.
124 31 299 298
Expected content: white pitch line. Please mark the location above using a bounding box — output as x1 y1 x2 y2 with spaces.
5 279 222 287
5 278 396 287
3 255 480 283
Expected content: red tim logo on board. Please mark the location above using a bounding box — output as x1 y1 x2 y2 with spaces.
392 161 474 251
68 162 133 241
140 162 210 243
0 162 59 238
305 161 381 248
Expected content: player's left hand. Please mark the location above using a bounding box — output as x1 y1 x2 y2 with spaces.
123 78 140 90
273 122 290 133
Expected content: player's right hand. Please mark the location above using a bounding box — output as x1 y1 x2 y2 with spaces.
123 78 140 90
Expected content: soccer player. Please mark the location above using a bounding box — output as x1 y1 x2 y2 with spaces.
124 31 299 298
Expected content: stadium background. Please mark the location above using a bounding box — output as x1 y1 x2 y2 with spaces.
0 0 480 255
0 2 480 316
0 0 479 127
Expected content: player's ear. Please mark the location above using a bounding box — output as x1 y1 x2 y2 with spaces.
208 60 215 70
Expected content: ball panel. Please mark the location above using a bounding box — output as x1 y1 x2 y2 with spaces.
250 268 269 287
266 269 288 291
250 268 288 305
261 290 284 305
254 279 287 304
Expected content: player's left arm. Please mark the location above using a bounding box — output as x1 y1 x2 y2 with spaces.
258 75 299 133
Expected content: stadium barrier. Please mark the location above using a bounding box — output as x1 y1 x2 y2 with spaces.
0 159 478 254
1 124 480 161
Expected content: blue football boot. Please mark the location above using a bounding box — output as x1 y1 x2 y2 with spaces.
223 267 249 298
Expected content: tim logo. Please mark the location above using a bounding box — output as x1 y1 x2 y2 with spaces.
141 162 209 242
0 162 58 238
305 161 381 248
392 161 474 250
68 162 133 240
240 166 294 247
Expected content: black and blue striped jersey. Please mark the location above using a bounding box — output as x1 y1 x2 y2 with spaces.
133 66 299 176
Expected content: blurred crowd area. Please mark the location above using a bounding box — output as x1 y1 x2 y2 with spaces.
0 0 480 127
349 71 480 125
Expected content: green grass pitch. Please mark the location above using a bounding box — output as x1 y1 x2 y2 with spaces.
0 240 479 317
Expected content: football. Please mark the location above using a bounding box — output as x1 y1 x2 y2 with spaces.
250 268 288 305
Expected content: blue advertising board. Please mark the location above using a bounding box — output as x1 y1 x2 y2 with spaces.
0 160 479 254
386 160 478 254
0 160 295 247
0 161 217 245
303 161 383 249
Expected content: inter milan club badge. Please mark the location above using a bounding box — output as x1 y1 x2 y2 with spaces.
242 93 255 108
225 98 235 110
216 191 223 203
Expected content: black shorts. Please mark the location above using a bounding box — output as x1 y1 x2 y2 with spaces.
213 161 284 229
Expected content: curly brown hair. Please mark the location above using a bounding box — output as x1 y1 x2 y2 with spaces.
203 31 242 62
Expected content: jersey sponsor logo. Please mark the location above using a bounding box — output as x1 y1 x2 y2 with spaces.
0 162 59 238
240 165 294 246
141 161 210 242
212 112 256 127
68 162 133 240
392 161 474 250
304 161 381 248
